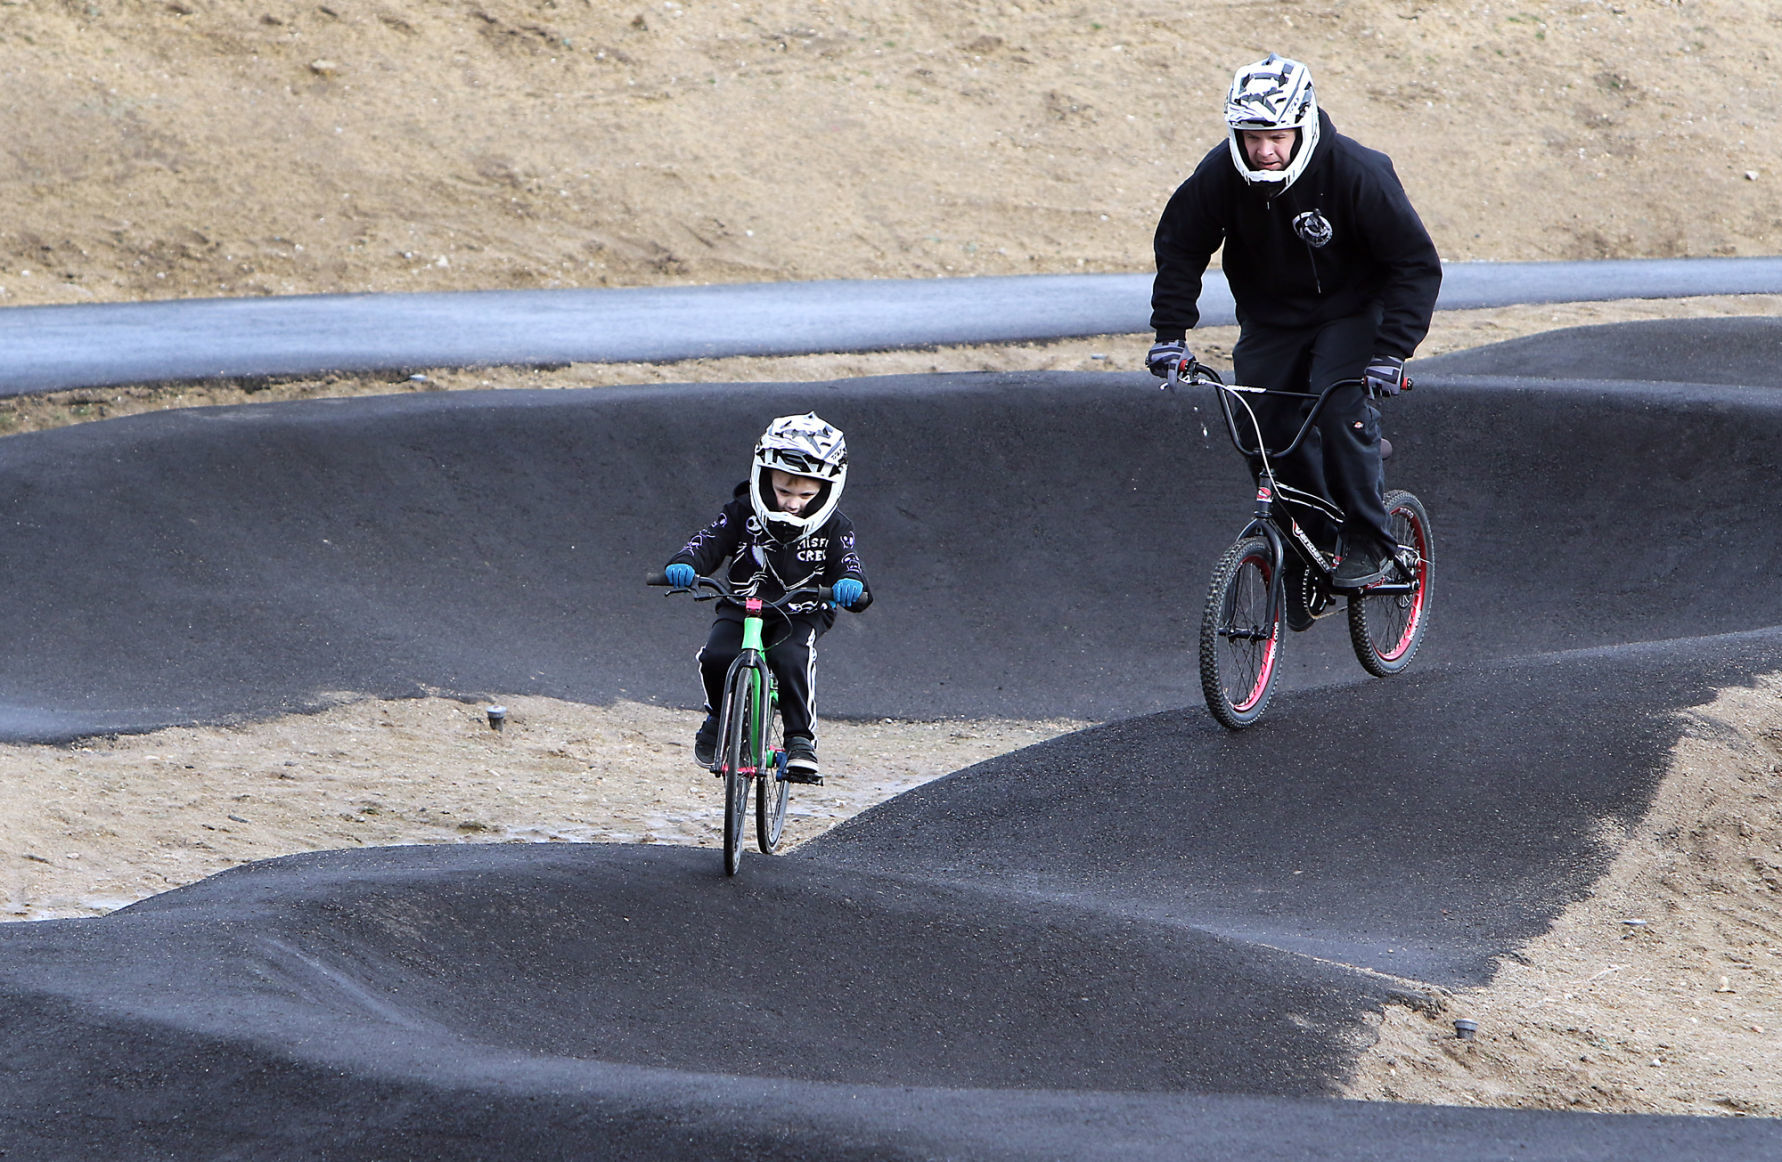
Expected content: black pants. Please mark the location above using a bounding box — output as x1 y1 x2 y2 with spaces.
1231 309 1395 558
696 614 823 741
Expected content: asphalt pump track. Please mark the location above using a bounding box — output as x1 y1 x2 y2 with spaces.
0 318 1780 1158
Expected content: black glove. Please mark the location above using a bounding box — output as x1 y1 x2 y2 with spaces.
1363 355 1407 397
1146 338 1189 380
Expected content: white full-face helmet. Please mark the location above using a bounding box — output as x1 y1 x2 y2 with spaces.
1224 53 1321 192
749 412 848 539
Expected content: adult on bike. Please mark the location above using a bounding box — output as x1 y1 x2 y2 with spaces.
1147 52 1442 595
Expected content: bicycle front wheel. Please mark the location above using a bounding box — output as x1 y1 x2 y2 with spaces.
756 679 789 854
720 669 756 876
1348 490 1433 677
1200 536 1283 730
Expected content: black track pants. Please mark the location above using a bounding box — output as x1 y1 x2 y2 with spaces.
696 615 823 741
1231 309 1395 558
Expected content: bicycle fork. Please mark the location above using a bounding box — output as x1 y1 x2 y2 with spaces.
1237 476 1338 632
1235 480 1291 635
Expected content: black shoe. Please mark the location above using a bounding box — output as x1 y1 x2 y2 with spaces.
1332 546 1389 591
693 715 718 768
784 737 822 785
1282 554 1313 632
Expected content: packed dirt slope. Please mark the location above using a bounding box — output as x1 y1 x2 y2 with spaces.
1348 676 1782 1117
1 0 1778 307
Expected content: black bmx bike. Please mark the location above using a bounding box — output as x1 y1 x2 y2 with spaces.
1168 363 1433 730
647 570 833 875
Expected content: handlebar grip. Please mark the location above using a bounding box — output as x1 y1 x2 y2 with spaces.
645 571 669 586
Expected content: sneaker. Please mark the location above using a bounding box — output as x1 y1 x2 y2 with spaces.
1332 546 1390 591
1282 554 1313 633
784 736 822 785
693 714 719 769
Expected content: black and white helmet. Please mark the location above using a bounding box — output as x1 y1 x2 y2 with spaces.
1224 53 1321 192
749 412 848 539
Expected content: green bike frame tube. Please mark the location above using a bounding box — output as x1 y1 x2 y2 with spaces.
739 599 768 773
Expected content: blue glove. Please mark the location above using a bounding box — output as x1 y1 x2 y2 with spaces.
1364 355 1407 397
1146 338 1189 380
832 578 864 609
664 563 696 588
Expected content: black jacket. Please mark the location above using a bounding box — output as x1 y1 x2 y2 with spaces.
668 483 873 628
1151 109 1442 360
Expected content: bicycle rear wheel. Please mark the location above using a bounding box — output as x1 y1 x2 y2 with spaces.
720 669 756 876
1200 536 1283 730
756 679 789 854
1348 489 1433 677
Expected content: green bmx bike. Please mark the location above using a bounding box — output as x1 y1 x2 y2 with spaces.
648 570 834 875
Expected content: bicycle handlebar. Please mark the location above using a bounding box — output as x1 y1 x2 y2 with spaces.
1219 377 1358 461
646 570 835 609
1164 359 1411 461
1165 357 1412 397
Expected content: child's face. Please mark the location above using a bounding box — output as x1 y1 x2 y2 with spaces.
769 469 823 516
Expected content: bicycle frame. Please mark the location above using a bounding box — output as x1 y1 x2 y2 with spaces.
1174 366 1420 619
1176 361 1435 728
647 569 833 870
718 598 780 781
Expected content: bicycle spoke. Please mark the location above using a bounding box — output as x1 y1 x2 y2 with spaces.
721 670 755 876
757 676 789 854
1201 537 1282 728
1349 491 1432 677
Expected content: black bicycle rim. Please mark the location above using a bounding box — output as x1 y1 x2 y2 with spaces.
757 674 789 854
722 671 754 876
1349 490 1433 677
1200 536 1282 730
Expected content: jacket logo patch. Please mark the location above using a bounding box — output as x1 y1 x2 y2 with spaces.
1292 209 1333 248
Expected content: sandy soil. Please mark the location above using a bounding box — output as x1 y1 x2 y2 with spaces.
2 0 1781 1121
1 693 1085 920
1345 676 1782 1115
2 1 1779 304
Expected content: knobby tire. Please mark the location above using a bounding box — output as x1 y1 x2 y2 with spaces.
756 674 789 854
1200 536 1283 730
720 667 756 877
1348 490 1433 677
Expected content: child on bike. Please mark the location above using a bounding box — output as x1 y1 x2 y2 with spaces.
662 412 871 785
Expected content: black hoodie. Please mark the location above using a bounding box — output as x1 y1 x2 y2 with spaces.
668 482 872 628
1150 109 1442 360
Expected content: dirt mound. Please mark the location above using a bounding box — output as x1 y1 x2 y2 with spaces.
1347 675 1782 1116
2 1 1775 307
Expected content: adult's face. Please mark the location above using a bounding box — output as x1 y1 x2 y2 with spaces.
1240 128 1299 171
